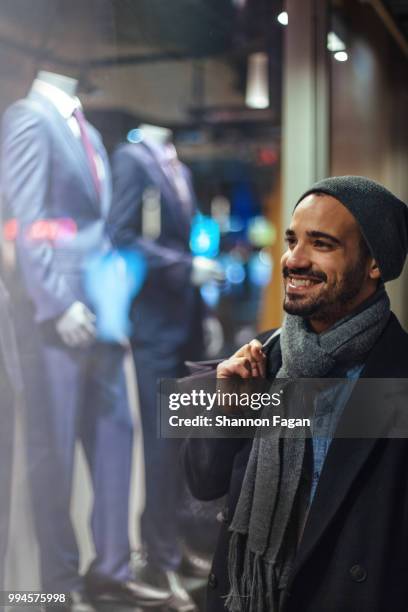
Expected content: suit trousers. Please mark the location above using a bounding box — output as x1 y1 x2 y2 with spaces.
14 298 134 591
133 348 187 571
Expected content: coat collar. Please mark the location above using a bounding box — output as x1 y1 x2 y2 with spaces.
290 312 408 581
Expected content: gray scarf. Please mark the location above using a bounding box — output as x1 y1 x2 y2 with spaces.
226 289 390 612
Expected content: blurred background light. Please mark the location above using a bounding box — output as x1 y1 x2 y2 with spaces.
247 216 277 248
190 214 220 258
248 250 273 287
3 218 18 241
210 195 231 233
277 11 288 26
25 218 77 243
126 128 143 144
85 250 146 342
334 51 348 62
225 257 246 285
200 281 221 308
245 52 270 109
327 31 346 52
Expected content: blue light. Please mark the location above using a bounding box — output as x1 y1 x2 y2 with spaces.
127 129 143 144
190 215 220 258
248 251 273 286
84 250 146 342
200 282 221 308
225 260 246 285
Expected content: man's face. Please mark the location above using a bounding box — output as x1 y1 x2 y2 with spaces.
281 193 376 330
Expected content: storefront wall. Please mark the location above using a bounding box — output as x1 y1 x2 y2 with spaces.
330 0 408 326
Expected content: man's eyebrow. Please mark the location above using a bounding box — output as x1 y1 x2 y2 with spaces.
285 228 342 246
307 230 342 245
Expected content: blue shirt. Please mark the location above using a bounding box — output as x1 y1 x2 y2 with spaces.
310 364 364 501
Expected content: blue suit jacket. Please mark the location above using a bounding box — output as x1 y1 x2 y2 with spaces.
1 91 111 323
109 142 204 359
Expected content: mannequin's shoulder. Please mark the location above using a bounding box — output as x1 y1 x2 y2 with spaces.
2 97 51 131
112 142 153 176
114 141 149 161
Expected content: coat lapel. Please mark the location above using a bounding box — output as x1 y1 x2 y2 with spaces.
142 143 195 240
28 91 102 213
290 313 408 579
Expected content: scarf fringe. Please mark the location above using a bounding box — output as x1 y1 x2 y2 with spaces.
226 534 277 612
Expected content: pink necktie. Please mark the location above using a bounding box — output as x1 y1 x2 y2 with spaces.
73 108 101 197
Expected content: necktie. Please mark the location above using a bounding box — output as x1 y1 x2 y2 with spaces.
73 108 101 197
164 146 192 215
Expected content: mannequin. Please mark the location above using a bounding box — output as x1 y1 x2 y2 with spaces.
0 71 169 610
29 71 97 348
108 123 223 611
137 123 223 286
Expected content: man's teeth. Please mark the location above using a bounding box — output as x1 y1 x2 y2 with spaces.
289 278 313 287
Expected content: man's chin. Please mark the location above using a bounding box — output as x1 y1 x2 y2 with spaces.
283 296 321 317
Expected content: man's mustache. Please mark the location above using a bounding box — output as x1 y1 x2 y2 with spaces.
282 266 327 282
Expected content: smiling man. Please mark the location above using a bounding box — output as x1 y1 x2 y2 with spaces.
282 193 378 328
184 176 408 612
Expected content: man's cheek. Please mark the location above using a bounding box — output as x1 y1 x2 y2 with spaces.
280 252 289 271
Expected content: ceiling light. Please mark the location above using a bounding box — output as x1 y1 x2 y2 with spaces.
245 52 270 109
277 11 288 26
327 31 346 52
334 51 348 62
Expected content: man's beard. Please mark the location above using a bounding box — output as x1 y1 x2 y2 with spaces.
283 260 367 323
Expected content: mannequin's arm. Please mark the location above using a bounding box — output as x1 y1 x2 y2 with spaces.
1 102 76 322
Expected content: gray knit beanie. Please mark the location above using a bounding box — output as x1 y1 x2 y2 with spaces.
296 175 408 282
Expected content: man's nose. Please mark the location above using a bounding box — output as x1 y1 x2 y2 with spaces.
285 243 311 269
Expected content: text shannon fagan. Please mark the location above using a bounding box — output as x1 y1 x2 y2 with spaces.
168 389 282 411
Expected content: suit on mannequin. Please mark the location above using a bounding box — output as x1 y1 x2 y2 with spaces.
0 73 169 610
109 129 223 609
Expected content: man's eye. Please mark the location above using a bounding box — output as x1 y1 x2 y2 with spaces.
285 237 296 247
314 240 331 248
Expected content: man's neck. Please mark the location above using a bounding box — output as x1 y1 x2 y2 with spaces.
308 286 384 334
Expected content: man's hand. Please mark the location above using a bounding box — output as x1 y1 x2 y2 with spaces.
217 339 266 379
56 301 96 348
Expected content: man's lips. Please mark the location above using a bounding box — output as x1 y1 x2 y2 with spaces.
285 274 324 291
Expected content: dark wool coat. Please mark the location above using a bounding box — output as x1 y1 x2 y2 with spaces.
184 313 408 612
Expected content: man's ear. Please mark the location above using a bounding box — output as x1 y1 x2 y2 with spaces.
368 258 381 280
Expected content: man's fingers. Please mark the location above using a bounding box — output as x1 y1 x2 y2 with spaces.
223 340 266 379
249 339 265 374
232 343 250 359
217 357 252 379
249 339 264 358
250 340 266 378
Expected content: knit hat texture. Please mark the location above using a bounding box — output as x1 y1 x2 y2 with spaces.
296 175 408 282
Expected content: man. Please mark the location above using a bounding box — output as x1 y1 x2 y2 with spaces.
184 176 408 611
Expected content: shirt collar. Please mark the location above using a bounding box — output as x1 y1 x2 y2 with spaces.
31 79 82 119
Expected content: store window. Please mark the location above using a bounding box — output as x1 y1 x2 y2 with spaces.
0 0 284 355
